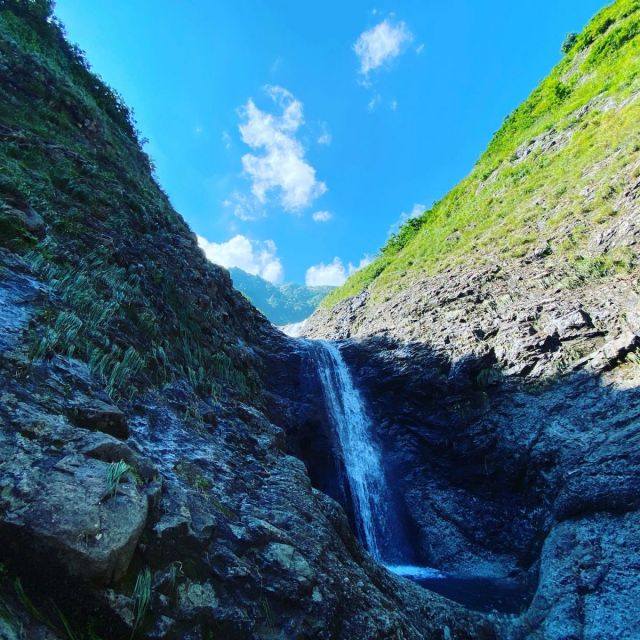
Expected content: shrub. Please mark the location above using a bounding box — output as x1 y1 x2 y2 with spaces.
561 32 578 54
383 214 429 256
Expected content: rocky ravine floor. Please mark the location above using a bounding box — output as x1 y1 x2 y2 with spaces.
303 247 640 639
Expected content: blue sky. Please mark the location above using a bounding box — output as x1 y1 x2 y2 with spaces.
55 0 604 286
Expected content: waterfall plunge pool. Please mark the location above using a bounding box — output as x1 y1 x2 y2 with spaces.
312 340 533 615
385 564 532 614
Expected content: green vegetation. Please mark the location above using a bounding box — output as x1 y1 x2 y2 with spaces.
0 205 38 250
0 597 18 636
13 578 51 629
323 0 640 308
562 32 579 53
193 475 213 492
0 0 257 402
260 595 275 627
130 568 152 639
9 577 104 640
105 460 133 497
167 561 183 587
627 349 640 365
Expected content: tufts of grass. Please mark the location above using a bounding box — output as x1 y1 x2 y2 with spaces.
105 460 132 498
1 6 258 404
559 248 636 289
13 578 52 629
10 577 102 640
193 475 212 492
627 350 640 365
51 601 78 640
0 596 18 634
166 562 183 593
260 595 275 628
130 568 151 639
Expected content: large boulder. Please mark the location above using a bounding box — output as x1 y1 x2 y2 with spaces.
0 424 148 583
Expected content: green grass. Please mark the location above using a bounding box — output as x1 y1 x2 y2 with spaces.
105 460 133 498
0 1 257 403
260 595 275 627
130 568 151 639
0 597 18 635
13 578 51 629
10 577 104 640
324 0 640 308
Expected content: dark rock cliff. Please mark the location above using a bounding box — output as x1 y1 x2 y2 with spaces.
0 3 494 639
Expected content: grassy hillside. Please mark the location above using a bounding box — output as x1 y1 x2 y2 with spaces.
229 268 333 325
324 0 640 308
0 0 263 401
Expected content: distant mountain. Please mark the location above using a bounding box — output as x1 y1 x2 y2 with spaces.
229 268 334 325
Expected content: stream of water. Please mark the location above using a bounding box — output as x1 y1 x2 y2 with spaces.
313 340 394 560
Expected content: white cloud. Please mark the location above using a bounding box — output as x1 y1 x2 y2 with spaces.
388 202 426 235
354 19 414 77
238 85 327 211
368 94 382 112
351 256 373 272
410 203 425 216
416 43 425 54
305 255 372 287
197 234 284 284
317 131 332 146
306 258 347 287
222 131 232 149
390 99 398 111
312 210 332 223
222 192 265 221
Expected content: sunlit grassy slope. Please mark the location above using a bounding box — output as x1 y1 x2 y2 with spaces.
324 0 640 308
0 2 260 400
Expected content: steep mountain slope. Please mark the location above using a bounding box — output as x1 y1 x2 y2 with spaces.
304 1 640 638
229 268 333 325
0 3 493 639
322 0 639 310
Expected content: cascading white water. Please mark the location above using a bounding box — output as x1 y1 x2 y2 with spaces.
313 340 394 561
312 339 445 580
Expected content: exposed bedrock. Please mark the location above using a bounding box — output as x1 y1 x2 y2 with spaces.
301 263 640 638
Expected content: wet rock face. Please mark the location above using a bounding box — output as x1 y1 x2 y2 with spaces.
68 398 129 439
304 259 640 637
336 338 544 577
261 340 354 517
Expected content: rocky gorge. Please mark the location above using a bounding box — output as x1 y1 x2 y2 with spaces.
0 1 639 639
0 2 495 638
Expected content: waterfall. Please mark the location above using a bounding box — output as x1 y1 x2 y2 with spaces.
312 340 518 599
313 340 402 562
